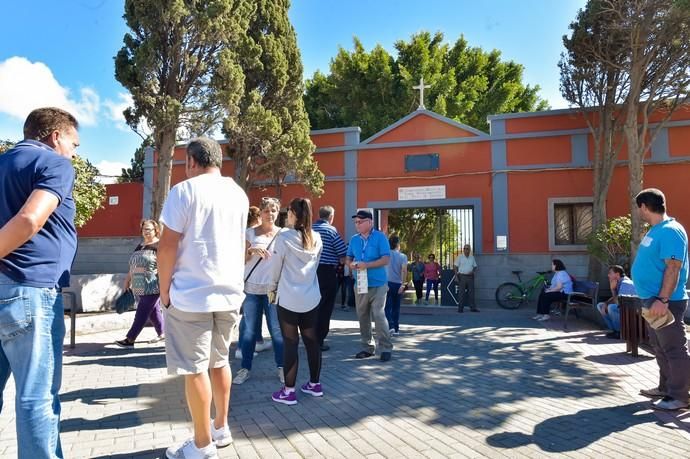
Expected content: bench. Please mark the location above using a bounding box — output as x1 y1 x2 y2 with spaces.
62 273 128 348
561 280 600 330
618 295 649 357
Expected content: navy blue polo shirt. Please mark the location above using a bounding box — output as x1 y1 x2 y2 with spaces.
0 140 77 288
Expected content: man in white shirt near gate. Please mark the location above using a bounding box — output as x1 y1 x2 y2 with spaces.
157 137 248 459
454 244 479 313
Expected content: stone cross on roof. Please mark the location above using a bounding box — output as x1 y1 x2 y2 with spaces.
413 76 431 110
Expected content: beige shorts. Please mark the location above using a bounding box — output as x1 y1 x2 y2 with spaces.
164 306 239 375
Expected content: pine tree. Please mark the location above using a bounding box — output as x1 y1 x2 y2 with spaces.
115 0 251 218
215 0 323 196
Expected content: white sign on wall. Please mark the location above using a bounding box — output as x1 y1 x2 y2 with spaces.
398 185 446 201
496 235 507 251
108 196 119 206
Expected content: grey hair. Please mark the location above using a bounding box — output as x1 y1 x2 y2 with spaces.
187 137 222 169
319 205 334 220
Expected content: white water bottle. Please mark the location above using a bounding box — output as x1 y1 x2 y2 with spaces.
356 266 368 294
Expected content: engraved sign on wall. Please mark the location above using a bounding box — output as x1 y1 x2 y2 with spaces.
398 185 446 201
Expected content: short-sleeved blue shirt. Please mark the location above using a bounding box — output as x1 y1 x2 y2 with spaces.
631 217 689 300
347 229 391 288
0 140 77 288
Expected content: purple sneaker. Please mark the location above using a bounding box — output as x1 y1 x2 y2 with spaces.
300 382 323 397
272 387 297 405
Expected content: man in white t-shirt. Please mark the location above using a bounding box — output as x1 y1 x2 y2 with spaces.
157 137 248 459
453 244 479 312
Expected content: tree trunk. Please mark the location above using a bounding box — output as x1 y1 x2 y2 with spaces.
233 140 252 192
152 128 177 220
625 121 644 260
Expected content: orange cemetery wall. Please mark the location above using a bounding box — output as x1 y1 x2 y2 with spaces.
369 113 477 143
315 151 345 177
312 132 346 148
507 170 593 253
78 182 143 237
506 136 572 166
505 112 589 134
669 126 690 157
357 142 492 178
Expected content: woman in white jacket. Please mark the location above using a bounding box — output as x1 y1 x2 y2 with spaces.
269 197 323 405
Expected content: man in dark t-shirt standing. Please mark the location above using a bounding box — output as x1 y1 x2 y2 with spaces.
0 107 79 458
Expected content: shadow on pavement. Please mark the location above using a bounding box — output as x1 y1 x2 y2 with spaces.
58 307 663 453
486 401 656 452
91 449 166 459
585 353 655 365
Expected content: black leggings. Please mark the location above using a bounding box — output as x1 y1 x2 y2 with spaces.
277 305 321 388
537 291 567 314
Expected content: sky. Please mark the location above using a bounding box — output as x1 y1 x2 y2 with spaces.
0 0 586 179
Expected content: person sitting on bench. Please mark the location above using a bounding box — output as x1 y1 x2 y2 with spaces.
596 265 636 340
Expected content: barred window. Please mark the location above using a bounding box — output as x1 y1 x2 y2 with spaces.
554 203 593 245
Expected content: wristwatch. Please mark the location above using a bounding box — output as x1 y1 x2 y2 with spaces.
655 296 669 304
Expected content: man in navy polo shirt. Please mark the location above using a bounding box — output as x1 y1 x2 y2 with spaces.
313 205 347 351
632 188 690 411
346 210 393 361
0 107 79 458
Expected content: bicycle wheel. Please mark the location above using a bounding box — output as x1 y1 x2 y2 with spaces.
495 282 525 309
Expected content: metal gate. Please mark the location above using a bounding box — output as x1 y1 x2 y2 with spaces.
438 208 474 269
385 207 474 269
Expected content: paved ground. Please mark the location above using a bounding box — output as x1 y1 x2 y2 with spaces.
2 305 690 458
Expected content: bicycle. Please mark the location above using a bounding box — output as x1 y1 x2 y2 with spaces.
495 270 552 309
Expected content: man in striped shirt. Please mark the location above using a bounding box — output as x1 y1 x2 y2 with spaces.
313 205 348 351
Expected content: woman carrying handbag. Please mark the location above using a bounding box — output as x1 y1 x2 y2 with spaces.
115 220 164 347
233 197 285 385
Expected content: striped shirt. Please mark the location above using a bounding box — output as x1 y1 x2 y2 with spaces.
313 219 347 266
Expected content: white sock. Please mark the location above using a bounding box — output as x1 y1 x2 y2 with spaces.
284 386 295 393
196 441 215 452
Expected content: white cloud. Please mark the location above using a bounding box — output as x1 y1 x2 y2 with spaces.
103 92 153 136
94 160 128 184
103 92 132 131
0 57 100 125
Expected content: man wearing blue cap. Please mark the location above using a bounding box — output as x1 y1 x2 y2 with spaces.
346 210 393 361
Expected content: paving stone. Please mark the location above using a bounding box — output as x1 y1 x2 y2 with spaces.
2 308 690 457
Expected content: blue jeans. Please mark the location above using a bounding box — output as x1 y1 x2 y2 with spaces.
425 279 439 301
385 282 402 332
596 302 621 332
0 273 65 458
240 293 283 370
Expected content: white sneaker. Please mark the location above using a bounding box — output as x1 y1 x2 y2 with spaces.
278 367 285 384
537 314 550 321
166 438 218 459
255 340 273 352
532 314 541 320
234 349 257 359
210 419 233 447
233 368 250 385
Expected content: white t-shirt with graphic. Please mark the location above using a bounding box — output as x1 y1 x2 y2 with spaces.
160 173 248 312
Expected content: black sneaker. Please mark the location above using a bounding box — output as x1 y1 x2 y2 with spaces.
355 351 374 359
380 352 391 362
115 339 134 348
605 331 621 340
320 344 330 352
